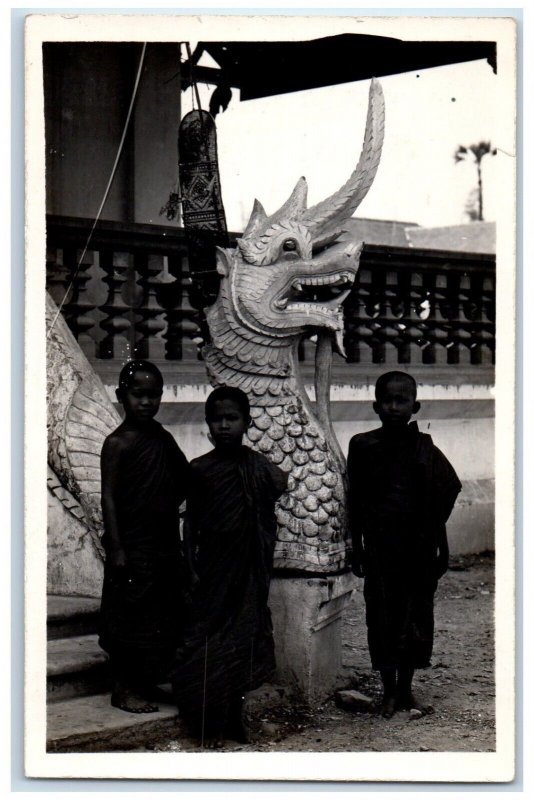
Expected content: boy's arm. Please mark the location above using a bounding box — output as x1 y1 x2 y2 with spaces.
261 455 289 500
183 483 200 593
435 522 449 579
427 441 460 579
100 436 126 569
347 438 365 578
169 435 192 507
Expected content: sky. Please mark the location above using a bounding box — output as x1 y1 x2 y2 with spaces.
182 55 505 232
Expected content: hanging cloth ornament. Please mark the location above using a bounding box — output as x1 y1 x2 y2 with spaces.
178 109 229 314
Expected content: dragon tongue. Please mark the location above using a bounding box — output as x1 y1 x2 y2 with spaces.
334 328 347 359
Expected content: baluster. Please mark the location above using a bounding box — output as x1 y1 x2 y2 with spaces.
46 246 71 307
477 326 495 365
345 268 373 364
62 246 96 358
426 271 448 365
480 273 496 365
465 273 484 364
156 254 182 360
394 268 412 364
445 272 461 365
455 332 473 365
483 274 496 325
134 253 167 360
156 254 203 361
99 250 133 361
454 273 473 365
367 268 385 364
405 271 425 366
100 250 134 361
418 269 437 365
178 258 201 361
381 269 401 365
343 297 359 363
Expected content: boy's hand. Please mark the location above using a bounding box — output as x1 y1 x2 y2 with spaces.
188 569 200 592
435 551 449 579
183 569 200 606
351 554 366 578
108 546 127 570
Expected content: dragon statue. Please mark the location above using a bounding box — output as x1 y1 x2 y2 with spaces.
203 79 385 572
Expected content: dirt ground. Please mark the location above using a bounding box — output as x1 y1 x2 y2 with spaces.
154 553 495 753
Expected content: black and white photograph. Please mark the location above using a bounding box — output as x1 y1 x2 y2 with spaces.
23 11 516 783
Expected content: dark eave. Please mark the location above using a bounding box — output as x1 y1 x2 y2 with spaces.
181 34 497 99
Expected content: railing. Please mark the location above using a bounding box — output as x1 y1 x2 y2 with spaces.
344 245 495 366
46 216 496 373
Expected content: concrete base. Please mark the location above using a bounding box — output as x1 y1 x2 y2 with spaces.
269 572 356 704
448 479 495 554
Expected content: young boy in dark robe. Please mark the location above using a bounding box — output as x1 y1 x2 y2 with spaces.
347 371 461 719
99 360 190 713
172 386 288 747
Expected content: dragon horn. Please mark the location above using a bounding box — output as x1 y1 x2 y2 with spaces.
242 176 308 239
267 175 308 225
242 198 268 237
302 79 385 239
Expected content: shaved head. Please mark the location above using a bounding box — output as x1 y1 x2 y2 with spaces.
375 371 417 401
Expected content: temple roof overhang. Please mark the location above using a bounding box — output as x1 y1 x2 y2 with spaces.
181 34 497 100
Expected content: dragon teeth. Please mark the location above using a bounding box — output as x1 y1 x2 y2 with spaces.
293 272 354 289
292 303 333 313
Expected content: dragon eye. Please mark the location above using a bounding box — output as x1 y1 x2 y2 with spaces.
282 238 298 252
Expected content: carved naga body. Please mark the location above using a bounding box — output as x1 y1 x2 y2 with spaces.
203 79 385 572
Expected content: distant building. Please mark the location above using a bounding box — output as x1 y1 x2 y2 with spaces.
405 222 496 254
341 217 416 248
343 218 495 255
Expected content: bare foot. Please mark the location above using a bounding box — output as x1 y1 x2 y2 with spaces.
202 737 225 749
111 688 159 714
395 692 434 715
228 699 249 744
380 694 396 719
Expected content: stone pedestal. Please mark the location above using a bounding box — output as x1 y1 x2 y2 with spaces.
268 572 356 704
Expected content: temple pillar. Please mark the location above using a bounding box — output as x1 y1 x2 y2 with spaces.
269 572 356 704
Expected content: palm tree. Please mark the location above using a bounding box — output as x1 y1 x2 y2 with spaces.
454 141 496 221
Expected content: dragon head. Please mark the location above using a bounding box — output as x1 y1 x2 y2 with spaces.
214 79 385 355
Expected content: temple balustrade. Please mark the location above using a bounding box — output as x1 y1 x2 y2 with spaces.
46 214 495 387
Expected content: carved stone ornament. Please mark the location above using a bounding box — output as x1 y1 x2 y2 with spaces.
203 79 385 572
46 291 121 556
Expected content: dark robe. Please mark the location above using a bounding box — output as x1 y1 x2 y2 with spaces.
172 445 288 736
99 420 190 685
347 422 461 670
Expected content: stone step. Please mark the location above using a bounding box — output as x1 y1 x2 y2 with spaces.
47 634 111 702
47 595 101 640
46 692 182 753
